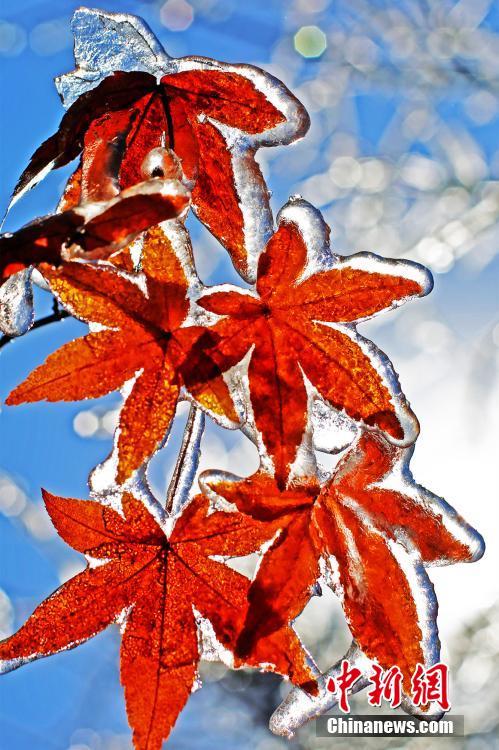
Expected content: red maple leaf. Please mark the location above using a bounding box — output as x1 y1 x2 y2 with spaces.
6 225 236 484
0 491 316 749
11 62 309 280
198 198 432 487
0 176 189 285
202 431 484 694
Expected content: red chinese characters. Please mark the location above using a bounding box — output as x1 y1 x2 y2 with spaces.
327 660 451 713
327 660 363 713
412 663 451 712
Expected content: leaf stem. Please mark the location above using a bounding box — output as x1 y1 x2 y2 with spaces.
166 403 205 515
0 309 71 351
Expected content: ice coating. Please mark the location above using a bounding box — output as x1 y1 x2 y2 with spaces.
166 404 205 516
277 195 336 279
89 439 170 528
205 119 274 282
330 321 421 447
56 7 309 149
0 268 33 336
195 609 235 667
55 7 172 106
270 643 371 737
311 395 359 455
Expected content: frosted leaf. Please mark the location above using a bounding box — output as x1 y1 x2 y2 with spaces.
202 429 483 735
269 531 445 735
7 223 241 492
267 427 483 733
1 490 308 747
197 196 433 487
10 8 310 281
0 268 33 336
0 177 190 340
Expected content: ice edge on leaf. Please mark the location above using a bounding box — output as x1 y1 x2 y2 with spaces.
278 196 336 280
330 321 420 447
375 443 486 565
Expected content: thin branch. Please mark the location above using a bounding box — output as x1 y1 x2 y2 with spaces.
166 403 205 515
0 309 71 351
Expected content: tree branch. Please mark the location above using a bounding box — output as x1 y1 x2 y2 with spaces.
0 309 71 351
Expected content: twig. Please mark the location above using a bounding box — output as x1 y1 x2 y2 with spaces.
166 403 205 515
0 309 71 351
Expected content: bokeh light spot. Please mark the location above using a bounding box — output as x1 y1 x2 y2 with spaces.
160 0 195 32
0 20 27 56
294 25 327 58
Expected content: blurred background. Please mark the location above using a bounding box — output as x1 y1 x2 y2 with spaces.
1 1 498 748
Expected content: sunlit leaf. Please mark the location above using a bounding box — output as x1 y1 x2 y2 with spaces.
199 198 432 485
0 491 315 750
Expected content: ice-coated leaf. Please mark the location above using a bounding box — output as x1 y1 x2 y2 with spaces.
0 490 316 750
8 72 158 211
198 197 432 486
5 225 238 484
0 177 190 292
332 431 485 566
10 8 309 281
201 430 484 700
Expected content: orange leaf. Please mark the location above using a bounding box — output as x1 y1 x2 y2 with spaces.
0 177 189 284
6 226 236 482
162 69 286 133
116 360 179 485
199 198 432 484
189 119 247 277
204 430 483 692
9 61 309 281
0 491 316 749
